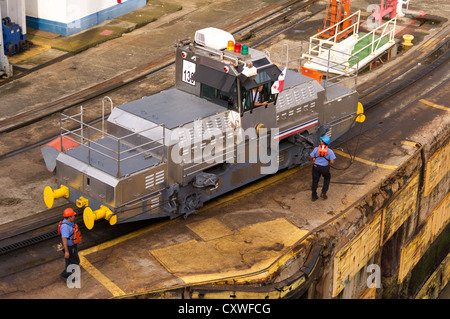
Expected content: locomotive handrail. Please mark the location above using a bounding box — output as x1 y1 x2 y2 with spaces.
60 107 166 177
102 96 114 137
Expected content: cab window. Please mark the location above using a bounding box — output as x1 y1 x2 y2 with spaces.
242 82 275 112
201 82 238 112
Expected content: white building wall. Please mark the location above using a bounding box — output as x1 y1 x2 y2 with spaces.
0 0 26 34
24 0 144 36
25 0 67 23
25 0 127 23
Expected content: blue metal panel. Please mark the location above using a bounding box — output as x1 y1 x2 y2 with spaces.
2 17 27 56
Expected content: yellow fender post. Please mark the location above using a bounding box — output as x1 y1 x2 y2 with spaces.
43 185 69 208
355 102 365 123
83 205 117 230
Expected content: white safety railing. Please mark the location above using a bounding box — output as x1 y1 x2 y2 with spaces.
351 17 397 63
301 12 397 75
310 10 361 55
276 41 359 99
60 103 166 178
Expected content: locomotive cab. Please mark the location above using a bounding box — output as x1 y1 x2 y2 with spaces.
174 27 281 132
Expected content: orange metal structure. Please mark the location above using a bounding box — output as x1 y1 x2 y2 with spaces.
318 0 353 40
301 66 323 84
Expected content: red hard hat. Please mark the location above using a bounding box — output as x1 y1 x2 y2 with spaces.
63 208 76 217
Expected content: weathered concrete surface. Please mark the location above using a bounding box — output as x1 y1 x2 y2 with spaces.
0 0 448 223
26 1 183 54
313 87 450 298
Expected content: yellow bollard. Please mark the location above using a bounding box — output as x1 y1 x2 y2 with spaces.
402 34 414 50
43 185 69 208
83 205 117 230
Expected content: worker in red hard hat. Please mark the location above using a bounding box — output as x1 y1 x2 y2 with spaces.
58 208 82 281
310 135 336 201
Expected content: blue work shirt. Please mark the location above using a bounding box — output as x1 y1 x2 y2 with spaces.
310 146 336 166
60 219 75 246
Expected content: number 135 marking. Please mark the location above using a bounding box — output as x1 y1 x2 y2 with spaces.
182 60 196 86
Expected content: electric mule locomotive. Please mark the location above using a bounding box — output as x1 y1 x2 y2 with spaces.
42 27 361 230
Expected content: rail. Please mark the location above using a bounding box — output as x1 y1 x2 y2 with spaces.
60 104 166 178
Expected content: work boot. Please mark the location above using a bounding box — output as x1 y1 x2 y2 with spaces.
321 192 328 200
59 274 68 283
312 194 319 202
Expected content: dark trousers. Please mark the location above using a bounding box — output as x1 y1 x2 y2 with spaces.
312 164 331 196
60 244 80 279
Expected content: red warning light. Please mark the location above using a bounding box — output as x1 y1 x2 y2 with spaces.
224 66 229 73
234 43 241 53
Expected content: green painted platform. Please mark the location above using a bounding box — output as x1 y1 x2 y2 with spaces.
349 32 390 67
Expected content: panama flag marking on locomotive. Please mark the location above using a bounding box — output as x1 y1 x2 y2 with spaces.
271 67 286 94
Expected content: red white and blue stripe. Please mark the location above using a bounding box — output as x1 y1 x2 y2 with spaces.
274 118 319 140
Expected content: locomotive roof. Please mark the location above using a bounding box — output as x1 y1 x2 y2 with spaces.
116 88 226 130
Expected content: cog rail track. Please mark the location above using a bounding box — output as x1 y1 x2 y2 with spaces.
0 204 72 254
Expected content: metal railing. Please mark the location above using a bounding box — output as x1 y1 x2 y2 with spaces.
303 13 397 75
60 103 166 178
351 17 397 66
310 10 361 52
277 41 359 98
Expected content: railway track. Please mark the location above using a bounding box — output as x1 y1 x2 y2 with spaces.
0 3 448 279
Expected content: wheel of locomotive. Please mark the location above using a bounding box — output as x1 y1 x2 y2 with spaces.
182 193 202 219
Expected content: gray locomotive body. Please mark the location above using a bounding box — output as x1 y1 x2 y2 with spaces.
43 28 359 230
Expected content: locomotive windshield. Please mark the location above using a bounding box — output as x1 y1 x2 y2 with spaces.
239 65 279 113
200 78 276 115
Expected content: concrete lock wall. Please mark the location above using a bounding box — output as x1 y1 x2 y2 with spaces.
129 122 449 300
313 129 450 299
25 0 146 36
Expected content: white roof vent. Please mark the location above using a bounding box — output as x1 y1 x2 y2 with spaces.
195 27 235 51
